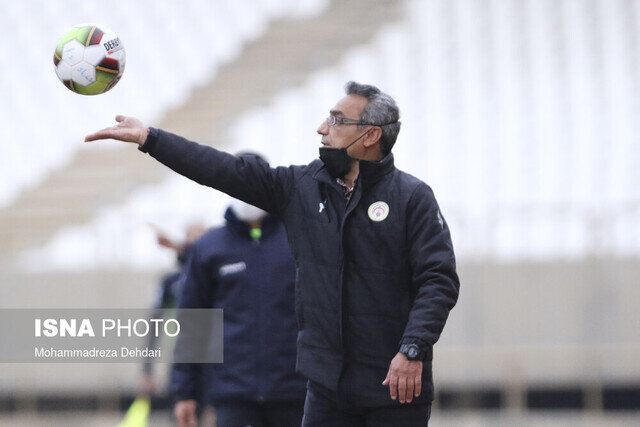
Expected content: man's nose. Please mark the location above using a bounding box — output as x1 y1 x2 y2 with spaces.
317 120 328 135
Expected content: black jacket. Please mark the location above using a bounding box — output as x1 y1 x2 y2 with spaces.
172 209 306 403
142 128 460 406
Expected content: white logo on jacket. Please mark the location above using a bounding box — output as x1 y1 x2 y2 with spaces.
219 261 246 276
368 201 389 222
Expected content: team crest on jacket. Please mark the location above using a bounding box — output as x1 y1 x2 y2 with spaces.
368 201 389 222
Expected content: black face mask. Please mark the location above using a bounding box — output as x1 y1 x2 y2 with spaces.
319 130 370 179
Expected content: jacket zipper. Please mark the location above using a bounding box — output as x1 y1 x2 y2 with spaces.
253 236 265 402
337 182 361 348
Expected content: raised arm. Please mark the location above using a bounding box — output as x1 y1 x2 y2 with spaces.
85 116 295 215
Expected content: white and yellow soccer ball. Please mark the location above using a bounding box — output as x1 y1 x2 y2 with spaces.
53 23 125 95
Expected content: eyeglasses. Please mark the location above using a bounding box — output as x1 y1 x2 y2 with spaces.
325 115 390 127
326 116 365 127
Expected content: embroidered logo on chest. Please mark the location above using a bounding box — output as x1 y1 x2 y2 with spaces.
368 201 389 222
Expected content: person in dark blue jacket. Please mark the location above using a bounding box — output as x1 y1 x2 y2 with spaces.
172 195 307 427
87 81 460 426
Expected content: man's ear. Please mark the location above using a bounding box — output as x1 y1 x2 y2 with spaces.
362 126 382 148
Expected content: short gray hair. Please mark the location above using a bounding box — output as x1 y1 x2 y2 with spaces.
345 81 401 155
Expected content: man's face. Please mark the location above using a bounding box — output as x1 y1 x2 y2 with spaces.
317 94 370 155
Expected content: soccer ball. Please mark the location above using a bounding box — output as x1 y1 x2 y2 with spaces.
53 23 125 95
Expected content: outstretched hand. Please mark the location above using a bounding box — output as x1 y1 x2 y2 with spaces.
84 115 148 146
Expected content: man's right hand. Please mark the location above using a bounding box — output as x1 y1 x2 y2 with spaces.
84 115 149 146
174 399 197 427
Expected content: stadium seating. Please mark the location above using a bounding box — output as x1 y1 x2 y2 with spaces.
20 0 639 269
0 0 329 208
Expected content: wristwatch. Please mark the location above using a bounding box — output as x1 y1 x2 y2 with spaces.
399 343 425 361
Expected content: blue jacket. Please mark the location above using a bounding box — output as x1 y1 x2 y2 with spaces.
171 208 306 404
144 128 460 406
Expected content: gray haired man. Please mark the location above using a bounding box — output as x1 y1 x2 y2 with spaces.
86 82 460 426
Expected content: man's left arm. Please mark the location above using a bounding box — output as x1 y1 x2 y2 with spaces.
383 182 460 403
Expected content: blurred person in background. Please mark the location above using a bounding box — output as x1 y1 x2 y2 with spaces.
172 178 306 427
122 224 205 427
139 223 206 396
87 81 459 426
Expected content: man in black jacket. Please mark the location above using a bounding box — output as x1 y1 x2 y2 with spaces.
86 82 460 426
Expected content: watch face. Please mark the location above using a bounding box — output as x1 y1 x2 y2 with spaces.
407 346 418 358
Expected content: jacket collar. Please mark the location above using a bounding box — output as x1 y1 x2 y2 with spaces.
224 207 279 239
311 154 396 190
358 153 396 190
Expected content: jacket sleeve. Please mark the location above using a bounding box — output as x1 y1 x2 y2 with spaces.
401 182 460 360
171 242 213 402
139 128 295 215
